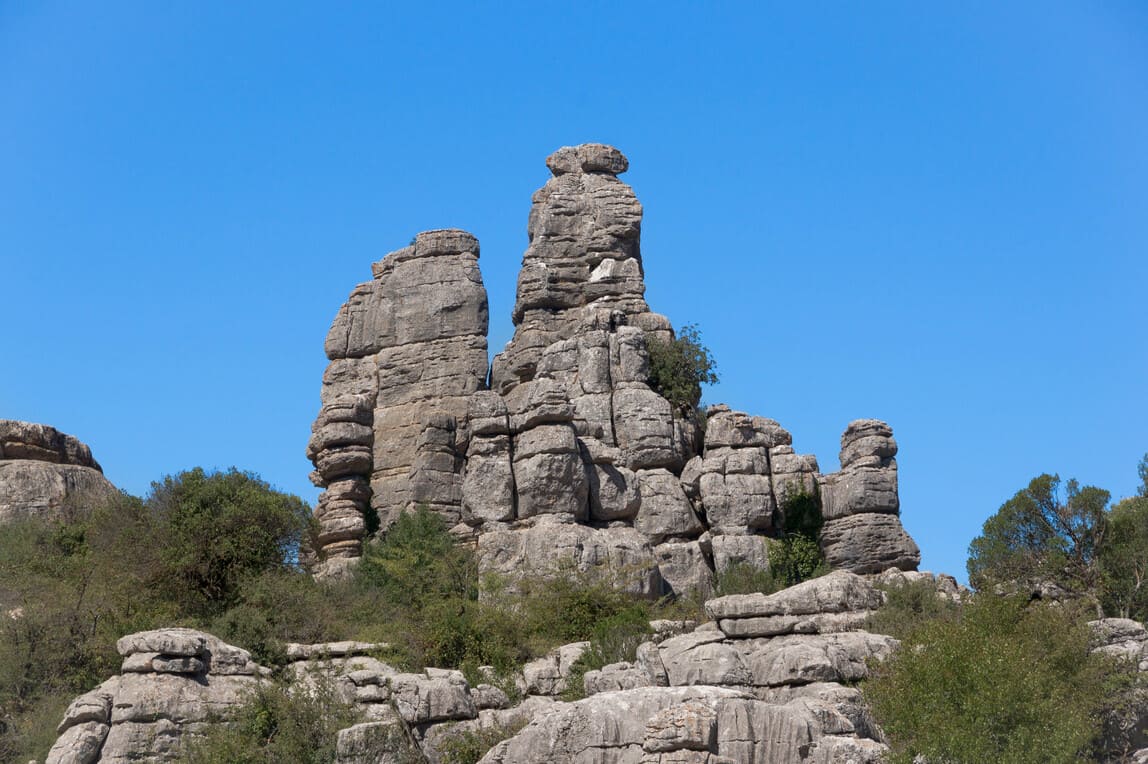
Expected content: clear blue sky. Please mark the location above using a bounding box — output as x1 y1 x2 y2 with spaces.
3 2 1146 582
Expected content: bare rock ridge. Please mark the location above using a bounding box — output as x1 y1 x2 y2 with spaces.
0 420 120 524
307 143 921 585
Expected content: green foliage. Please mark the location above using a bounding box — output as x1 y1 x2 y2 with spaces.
768 535 829 589
148 467 312 618
356 505 476 607
437 719 527 764
967 473 1110 607
181 674 367 764
865 578 960 640
865 594 1116 764
713 559 783 597
646 323 718 412
1099 454 1148 621
562 607 654 701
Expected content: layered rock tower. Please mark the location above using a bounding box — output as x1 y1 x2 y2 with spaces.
308 144 921 585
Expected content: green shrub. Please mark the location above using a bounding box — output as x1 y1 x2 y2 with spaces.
148 467 312 618
713 559 783 597
767 535 828 589
437 719 527 764
181 673 366 764
865 594 1117 764
646 323 718 412
562 607 653 700
355 505 475 607
865 578 959 640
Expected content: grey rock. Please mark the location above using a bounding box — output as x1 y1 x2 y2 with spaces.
710 535 772 575
0 421 119 524
309 229 488 564
589 462 642 521
335 718 412 764
820 468 898 520
477 686 750 764
654 540 714 599
584 661 655 695
45 721 109 764
742 632 898 687
643 701 717 752
477 519 662 597
390 672 476 724
637 469 704 543
462 434 516 524
657 630 751 688
819 514 920 574
706 571 883 621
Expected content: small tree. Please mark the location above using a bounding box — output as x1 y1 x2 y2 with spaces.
967 474 1109 610
1099 454 1148 620
646 323 718 412
148 468 311 617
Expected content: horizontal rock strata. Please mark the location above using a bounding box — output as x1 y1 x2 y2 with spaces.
0 420 120 524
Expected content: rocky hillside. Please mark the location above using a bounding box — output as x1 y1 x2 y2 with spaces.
306 143 919 589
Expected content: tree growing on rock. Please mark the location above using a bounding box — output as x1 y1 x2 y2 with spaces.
967 473 1109 611
1099 454 1148 621
646 323 718 412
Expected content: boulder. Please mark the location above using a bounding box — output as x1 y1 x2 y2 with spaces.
0 420 120 524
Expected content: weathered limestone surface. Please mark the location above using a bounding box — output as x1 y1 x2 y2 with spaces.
0 420 120 524
305 145 920 592
46 629 263 764
307 229 489 575
47 573 997 763
818 420 920 574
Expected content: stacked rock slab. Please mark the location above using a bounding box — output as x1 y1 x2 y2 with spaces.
817 420 920 574
306 144 921 589
0 420 120 524
46 628 263 764
471 144 711 594
307 229 489 577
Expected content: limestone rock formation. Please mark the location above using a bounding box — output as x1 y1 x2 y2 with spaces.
0 420 120 524
307 229 489 577
306 144 921 590
49 573 995 762
46 628 264 764
817 421 920 574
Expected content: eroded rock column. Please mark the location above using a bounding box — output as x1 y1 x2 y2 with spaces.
308 229 489 576
817 420 920 574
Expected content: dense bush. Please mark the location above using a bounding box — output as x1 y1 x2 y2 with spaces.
180 674 374 764
865 577 959 640
646 323 718 412
148 467 313 618
865 594 1120 764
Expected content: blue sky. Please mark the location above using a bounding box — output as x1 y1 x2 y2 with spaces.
3 2 1146 582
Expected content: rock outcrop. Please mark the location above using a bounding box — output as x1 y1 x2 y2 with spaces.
47 573 933 763
306 144 921 589
817 421 920 574
46 628 264 764
307 229 489 577
0 420 120 524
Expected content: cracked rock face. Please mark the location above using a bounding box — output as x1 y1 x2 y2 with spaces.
0 420 121 524
817 421 920 574
307 229 489 577
305 145 920 592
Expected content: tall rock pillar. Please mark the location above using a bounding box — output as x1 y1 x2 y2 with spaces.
307 229 489 576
